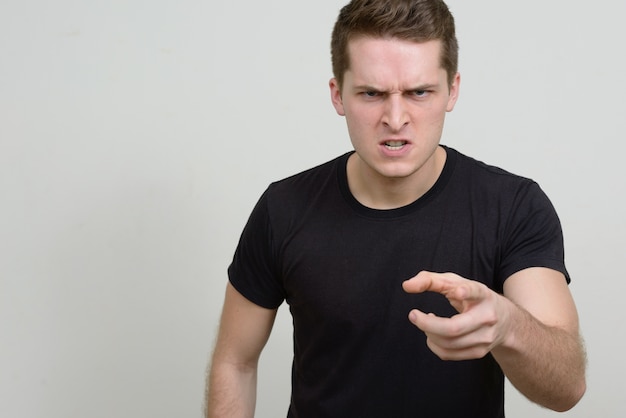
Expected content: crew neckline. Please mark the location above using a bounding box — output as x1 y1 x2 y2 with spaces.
336 145 457 219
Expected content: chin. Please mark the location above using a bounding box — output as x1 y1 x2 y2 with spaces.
375 164 421 180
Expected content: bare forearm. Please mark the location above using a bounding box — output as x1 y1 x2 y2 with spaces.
206 284 277 417
205 361 257 418
492 302 586 411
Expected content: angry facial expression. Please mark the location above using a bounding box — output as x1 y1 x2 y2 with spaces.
330 37 460 198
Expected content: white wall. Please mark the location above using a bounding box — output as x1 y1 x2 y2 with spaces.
1 1 624 417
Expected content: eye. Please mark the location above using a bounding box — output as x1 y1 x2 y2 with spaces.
413 90 428 97
363 91 379 98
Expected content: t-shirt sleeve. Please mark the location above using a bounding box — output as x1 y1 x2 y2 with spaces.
227 189 286 309
498 181 570 285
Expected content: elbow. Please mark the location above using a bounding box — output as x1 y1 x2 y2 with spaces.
548 340 588 412
567 378 587 411
551 379 586 412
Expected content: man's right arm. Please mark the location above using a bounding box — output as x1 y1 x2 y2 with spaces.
205 282 278 418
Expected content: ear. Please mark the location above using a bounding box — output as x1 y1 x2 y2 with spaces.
329 78 345 116
446 72 461 112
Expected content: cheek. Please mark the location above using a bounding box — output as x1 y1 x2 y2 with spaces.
345 118 364 143
346 114 375 137
420 105 448 127
421 115 445 134
345 105 377 127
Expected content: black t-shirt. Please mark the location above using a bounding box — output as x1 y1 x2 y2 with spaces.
228 146 569 417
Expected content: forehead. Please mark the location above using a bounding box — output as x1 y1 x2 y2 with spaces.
345 37 446 86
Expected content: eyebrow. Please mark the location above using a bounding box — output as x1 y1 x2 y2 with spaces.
353 83 440 92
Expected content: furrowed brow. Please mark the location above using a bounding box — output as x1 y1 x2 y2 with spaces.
353 84 382 92
408 83 438 91
352 83 440 93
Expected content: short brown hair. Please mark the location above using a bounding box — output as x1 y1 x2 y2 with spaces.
331 0 458 89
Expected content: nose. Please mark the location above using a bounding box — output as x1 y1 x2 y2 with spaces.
382 94 409 131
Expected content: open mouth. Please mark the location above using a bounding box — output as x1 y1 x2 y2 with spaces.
383 140 408 150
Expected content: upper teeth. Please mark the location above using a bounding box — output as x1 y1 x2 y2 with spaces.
385 141 406 148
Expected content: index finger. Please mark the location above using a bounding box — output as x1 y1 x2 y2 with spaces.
402 271 482 302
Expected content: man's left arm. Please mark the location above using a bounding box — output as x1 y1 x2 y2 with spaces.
496 267 586 411
403 268 586 412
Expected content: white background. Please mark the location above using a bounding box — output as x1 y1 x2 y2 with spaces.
1 1 624 417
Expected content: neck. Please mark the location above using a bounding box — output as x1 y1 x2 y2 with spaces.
347 146 446 210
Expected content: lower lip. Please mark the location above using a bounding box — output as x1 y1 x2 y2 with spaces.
380 143 411 157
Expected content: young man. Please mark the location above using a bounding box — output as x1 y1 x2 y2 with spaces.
206 0 586 417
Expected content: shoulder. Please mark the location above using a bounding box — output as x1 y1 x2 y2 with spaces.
444 146 560 240
249 152 351 235
445 146 544 204
265 152 349 204
448 146 533 186
443 147 568 284
271 153 348 188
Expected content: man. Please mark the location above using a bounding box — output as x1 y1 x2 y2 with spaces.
206 0 586 416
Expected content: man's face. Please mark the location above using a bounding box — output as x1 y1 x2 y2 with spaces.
330 37 460 184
